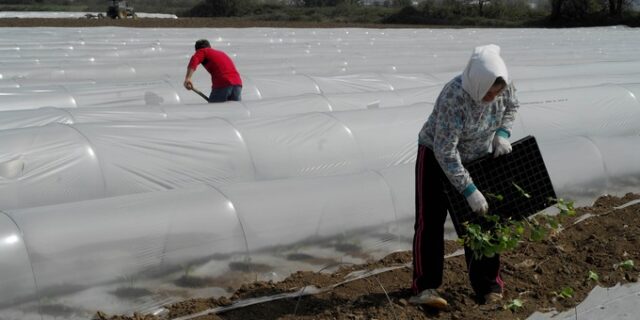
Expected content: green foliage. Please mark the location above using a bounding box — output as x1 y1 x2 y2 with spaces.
504 298 524 311
394 0 413 7
553 287 574 299
244 3 394 23
183 0 255 17
548 0 638 25
9 0 636 26
460 195 578 260
486 193 504 201
553 197 576 216
459 214 524 260
615 259 635 270
512 182 531 199
297 0 362 6
382 0 549 26
588 270 599 282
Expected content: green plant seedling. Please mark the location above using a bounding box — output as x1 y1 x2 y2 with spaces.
588 270 599 282
486 193 504 201
461 194 578 260
529 223 547 242
615 259 635 270
545 216 560 229
504 298 524 311
553 198 576 217
512 182 531 198
553 287 574 299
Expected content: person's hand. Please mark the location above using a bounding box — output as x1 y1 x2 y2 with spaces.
466 189 489 215
492 135 512 158
183 79 194 90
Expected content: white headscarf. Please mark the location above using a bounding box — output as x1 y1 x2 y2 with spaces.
461 44 509 103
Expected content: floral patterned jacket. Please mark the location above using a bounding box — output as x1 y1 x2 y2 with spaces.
418 75 520 195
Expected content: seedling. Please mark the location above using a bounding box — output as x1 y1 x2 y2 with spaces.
615 259 635 270
461 195 576 260
512 182 531 198
588 270 599 282
527 219 548 242
552 198 576 217
553 287 574 299
460 214 523 260
504 298 524 311
486 193 504 201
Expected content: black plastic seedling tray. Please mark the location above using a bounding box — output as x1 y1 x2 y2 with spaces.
443 135 557 223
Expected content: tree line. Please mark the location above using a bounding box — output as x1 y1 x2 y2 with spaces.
1 0 637 26
182 0 638 26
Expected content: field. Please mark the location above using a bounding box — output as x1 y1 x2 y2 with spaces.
94 193 640 320
5 18 640 320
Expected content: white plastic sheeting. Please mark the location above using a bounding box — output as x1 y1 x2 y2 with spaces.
0 26 640 319
0 104 430 209
0 72 434 110
1 135 639 319
3 82 640 132
2 82 640 209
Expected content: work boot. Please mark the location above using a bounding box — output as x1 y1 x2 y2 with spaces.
483 292 503 305
409 289 448 310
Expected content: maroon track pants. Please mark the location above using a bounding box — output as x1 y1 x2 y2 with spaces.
412 145 504 297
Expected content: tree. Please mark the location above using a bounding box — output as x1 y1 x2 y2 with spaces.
186 0 254 16
297 0 361 6
550 0 566 20
607 0 631 16
394 0 413 7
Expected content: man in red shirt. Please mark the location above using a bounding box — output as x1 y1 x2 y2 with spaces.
183 39 243 103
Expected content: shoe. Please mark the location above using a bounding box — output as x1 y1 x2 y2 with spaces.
484 292 503 304
409 289 448 310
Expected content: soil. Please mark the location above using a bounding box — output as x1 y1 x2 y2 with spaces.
94 193 640 320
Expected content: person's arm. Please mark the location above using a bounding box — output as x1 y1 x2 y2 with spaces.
432 89 488 214
431 94 474 196
183 68 195 90
184 51 204 90
497 82 520 138
492 82 520 157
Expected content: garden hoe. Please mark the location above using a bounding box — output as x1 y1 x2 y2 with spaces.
191 86 209 102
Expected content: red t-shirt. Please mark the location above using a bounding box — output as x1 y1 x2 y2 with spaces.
188 48 242 89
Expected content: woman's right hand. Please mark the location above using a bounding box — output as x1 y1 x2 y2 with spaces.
466 189 488 214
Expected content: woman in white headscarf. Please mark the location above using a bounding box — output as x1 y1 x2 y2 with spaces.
410 44 519 309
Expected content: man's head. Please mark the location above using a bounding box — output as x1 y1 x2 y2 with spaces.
195 39 211 51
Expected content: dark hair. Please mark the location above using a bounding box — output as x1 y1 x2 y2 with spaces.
493 76 507 88
195 39 211 50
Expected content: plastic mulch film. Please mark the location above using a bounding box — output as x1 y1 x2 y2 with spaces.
0 171 403 320
0 213 37 312
1 26 640 319
1 82 638 132
0 124 105 209
73 118 256 196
